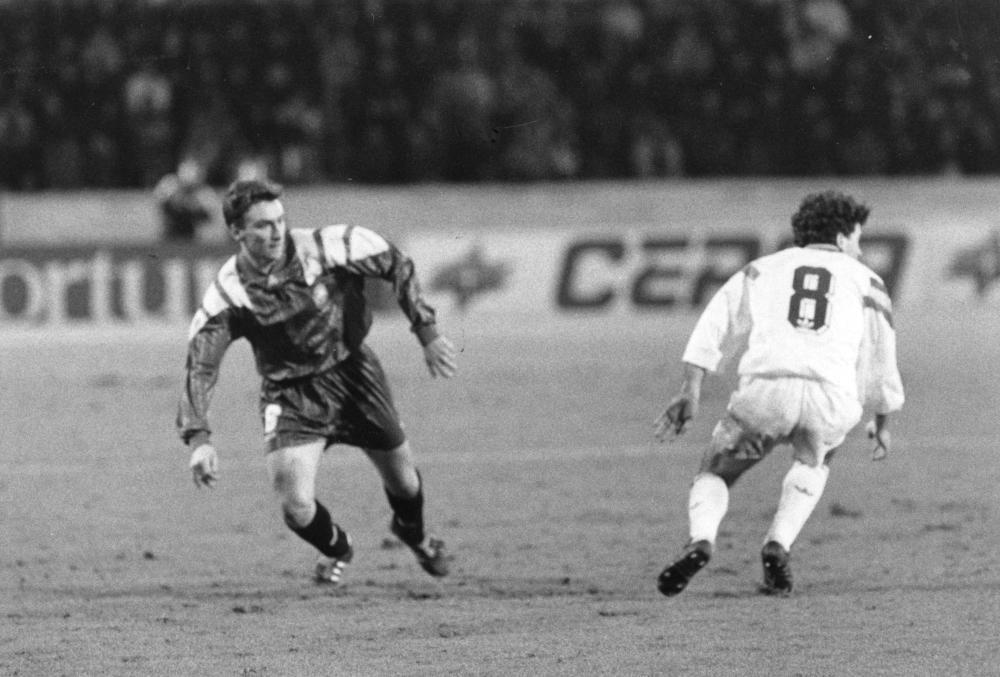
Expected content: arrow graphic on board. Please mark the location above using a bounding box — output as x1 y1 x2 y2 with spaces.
429 244 511 313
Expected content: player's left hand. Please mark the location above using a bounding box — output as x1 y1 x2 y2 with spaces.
654 394 699 442
189 443 219 488
424 336 458 379
866 419 891 461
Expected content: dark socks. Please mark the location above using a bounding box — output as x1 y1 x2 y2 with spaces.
385 472 425 539
286 500 350 558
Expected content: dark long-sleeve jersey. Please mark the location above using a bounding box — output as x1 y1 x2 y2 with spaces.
177 224 439 445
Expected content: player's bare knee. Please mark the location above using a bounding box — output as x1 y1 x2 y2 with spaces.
281 497 315 529
269 464 296 494
268 467 316 527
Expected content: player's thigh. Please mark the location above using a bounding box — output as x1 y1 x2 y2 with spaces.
266 439 326 501
336 346 406 451
698 415 780 483
362 440 414 476
792 383 863 466
726 376 800 438
260 380 342 453
699 378 795 480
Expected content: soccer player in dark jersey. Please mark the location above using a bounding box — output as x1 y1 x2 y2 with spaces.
177 179 458 585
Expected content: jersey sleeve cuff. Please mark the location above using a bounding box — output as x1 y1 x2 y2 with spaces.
681 347 721 373
185 430 212 448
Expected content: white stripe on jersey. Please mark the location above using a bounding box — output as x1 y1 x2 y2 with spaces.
288 229 324 284
187 309 210 340
187 256 251 340
347 226 390 260
315 224 390 266
316 225 350 265
216 257 252 308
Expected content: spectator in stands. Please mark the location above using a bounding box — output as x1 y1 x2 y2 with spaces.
423 26 497 181
0 94 42 190
629 111 685 178
154 158 217 242
1 0 1000 185
123 62 176 187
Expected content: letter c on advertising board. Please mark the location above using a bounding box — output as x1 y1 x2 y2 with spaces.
556 240 625 309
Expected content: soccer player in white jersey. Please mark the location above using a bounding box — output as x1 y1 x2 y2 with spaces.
177 179 458 585
653 191 904 596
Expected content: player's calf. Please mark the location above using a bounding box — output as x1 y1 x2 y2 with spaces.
283 500 355 585
384 473 451 577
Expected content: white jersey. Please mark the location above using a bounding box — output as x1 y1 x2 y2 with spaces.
682 244 904 415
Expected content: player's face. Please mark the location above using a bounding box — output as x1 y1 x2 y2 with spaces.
837 223 862 259
231 199 287 265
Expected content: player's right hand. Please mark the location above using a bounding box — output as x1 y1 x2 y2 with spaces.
866 419 891 461
654 394 699 442
189 443 219 488
424 335 458 379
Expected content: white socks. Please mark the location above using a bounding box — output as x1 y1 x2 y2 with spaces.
765 461 830 550
687 473 730 545
685 462 831 552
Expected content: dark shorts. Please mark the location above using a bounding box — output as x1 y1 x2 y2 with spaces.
259 344 406 453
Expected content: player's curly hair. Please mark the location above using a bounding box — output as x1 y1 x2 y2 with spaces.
791 191 870 247
222 179 284 227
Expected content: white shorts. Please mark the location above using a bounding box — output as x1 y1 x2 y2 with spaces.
717 376 863 464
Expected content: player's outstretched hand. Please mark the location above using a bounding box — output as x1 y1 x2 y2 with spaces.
424 336 458 379
189 443 219 488
654 394 699 442
866 418 891 461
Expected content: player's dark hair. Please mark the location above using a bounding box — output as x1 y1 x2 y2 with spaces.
791 191 870 247
222 179 284 227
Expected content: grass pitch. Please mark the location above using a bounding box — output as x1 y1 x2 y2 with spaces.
1 308 998 676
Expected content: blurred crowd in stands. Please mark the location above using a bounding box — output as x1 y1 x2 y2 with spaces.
1 0 998 190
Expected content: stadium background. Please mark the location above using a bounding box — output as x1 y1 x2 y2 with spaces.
2 1 1000 675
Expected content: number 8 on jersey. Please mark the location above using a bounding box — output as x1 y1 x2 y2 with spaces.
788 266 832 332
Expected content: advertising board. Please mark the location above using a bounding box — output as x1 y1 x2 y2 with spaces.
411 229 909 317
0 243 230 324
